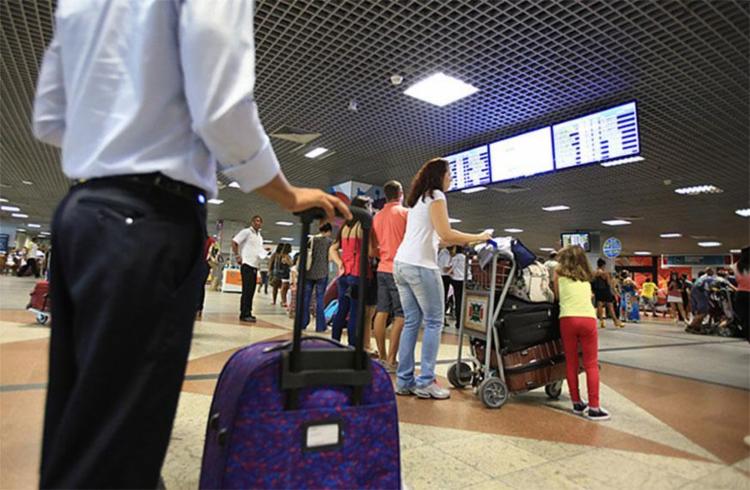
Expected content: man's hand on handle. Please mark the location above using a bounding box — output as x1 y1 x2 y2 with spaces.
256 174 351 222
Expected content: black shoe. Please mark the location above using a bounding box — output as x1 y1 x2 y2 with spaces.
572 401 588 415
240 315 257 323
586 407 611 421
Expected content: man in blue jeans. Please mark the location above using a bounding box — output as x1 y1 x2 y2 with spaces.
302 223 333 331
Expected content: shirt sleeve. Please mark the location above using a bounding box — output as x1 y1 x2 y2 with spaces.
32 34 66 148
178 1 280 193
232 229 248 245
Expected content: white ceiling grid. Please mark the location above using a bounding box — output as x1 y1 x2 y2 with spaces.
0 0 748 253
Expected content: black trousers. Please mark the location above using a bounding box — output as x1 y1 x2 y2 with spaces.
442 275 451 312
240 264 258 317
18 257 40 278
41 180 206 489
197 262 211 312
451 279 464 329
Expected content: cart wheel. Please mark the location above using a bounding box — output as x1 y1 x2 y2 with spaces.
36 313 49 325
447 362 473 389
545 381 563 400
478 377 508 409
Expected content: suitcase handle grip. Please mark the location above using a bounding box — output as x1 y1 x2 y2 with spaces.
264 336 348 353
295 207 373 228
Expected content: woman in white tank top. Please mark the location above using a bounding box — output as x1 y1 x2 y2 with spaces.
393 158 491 400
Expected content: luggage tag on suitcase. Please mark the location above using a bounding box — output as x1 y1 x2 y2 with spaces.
303 421 342 451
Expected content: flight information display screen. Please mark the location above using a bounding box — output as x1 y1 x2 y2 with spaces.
489 127 554 183
553 101 639 169
446 145 491 192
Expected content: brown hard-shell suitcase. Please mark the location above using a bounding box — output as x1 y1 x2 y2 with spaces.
501 339 568 393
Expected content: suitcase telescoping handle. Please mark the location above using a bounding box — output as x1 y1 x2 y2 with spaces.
282 206 373 410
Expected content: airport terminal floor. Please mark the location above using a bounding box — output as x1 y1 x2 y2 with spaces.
1 275 748 489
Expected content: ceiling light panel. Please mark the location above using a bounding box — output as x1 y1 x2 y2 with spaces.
504 228 523 233
542 205 570 212
602 219 632 226
698 241 722 247
404 73 479 107
275 221 294 226
736 208 750 217
304 147 328 158
674 185 723 195
461 187 487 194
660 233 682 238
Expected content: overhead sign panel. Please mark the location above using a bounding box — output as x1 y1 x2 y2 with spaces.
489 127 554 183
553 101 640 169
446 145 491 192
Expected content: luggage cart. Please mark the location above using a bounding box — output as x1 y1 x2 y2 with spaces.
447 243 563 408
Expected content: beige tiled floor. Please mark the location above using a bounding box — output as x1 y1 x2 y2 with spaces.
0 275 748 489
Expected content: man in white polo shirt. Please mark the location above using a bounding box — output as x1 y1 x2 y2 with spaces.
232 215 265 322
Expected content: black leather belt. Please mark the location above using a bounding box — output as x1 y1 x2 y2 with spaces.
75 173 206 203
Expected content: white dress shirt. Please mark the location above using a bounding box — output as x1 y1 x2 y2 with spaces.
32 0 279 198
233 227 264 269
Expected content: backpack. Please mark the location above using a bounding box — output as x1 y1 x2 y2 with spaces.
508 261 554 303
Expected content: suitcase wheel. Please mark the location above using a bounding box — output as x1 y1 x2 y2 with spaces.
478 377 508 409
36 313 49 325
544 381 563 400
447 361 473 389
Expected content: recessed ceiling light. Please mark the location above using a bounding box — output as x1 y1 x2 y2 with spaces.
11 213 28 218
263 239 273 244
542 205 570 212
698 241 722 247
280 237 294 242
448 218 461 223
461 186 486 194
539 247 557 252
404 72 479 107
27 223 41 228
602 219 632 226
275 221 294 226
504 228 523 233
21 180 33 185
40 232 50 236
304 147 328 159
674 185 723 195
660 233 682 238
1 205 21 212
736 208 750 217
228 181 241 189
17 228 26 232
730 249 741 253
207 198 223 205
0 198 7 203
600 156 645 167
634 251 651 256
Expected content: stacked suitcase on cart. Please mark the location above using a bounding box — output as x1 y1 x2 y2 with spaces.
474 295 567 394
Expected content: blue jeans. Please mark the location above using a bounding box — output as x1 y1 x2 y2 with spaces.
332 274 359 346
302 277 328 332
394 261 445 389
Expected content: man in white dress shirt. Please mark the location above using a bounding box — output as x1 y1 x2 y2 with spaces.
32 1 349 487
232 215 265 322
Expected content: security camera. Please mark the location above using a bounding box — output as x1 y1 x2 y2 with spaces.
390 74 403 86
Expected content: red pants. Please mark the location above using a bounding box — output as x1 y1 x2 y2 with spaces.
560 316 601 408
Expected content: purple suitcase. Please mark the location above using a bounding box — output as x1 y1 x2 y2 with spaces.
199 207 401 489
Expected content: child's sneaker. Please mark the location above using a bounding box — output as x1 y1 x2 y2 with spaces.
572 401 588 415
586 407 611 421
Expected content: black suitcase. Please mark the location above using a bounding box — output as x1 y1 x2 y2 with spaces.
495 295 560 353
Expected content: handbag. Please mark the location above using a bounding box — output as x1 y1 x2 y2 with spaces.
511 238 537 269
